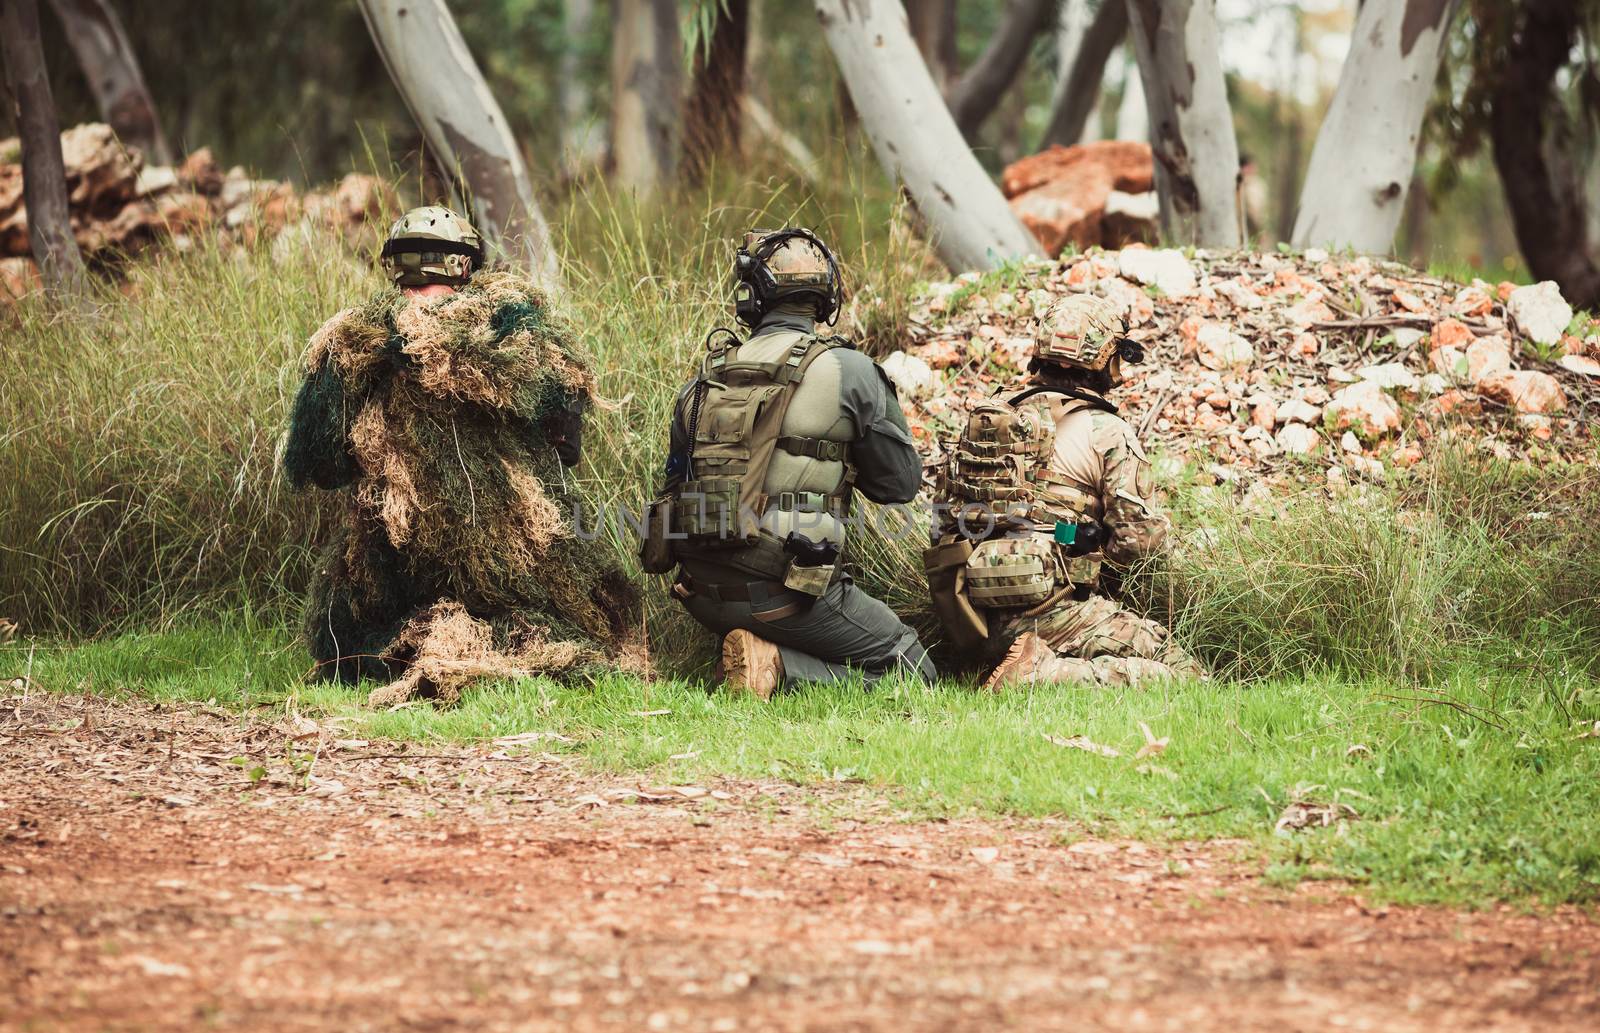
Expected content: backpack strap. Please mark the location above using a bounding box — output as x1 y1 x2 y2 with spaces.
1008 384 1119 415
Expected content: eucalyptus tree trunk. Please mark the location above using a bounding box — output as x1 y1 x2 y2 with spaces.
1 0 88 294
814 0 1042 271
1485 0 1600 310
1042 0 1129 148
357 0 561 289
559 0 604 177
1114 48 1145 142
906 0 959 94
47 0 171 164
1124 0 1241 246
1291 0 1461 253
682 0 749 182
946 0 1058 139
610 0 682 195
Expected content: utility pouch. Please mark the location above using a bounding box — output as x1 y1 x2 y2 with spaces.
782 560 835 597
966 537 1058 610
638 493 677 574
922 536 989 649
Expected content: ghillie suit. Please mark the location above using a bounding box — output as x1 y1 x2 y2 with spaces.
284 271 641 699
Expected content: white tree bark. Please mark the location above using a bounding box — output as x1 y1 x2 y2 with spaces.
1124 0 1241 246
48 0 171 164
1046 0 1104 145
358 0 561 289
814 0 1041 272
609 0 682 196
1114 49 1145 142
1291 0 1461 253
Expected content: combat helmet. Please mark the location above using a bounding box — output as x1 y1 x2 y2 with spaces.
733 228 843 328
1033 293 1143 382
380 205 485 287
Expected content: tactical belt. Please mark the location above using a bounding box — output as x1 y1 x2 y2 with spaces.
672 573 806 621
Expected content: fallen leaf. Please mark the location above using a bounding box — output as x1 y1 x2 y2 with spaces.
631 709 672 717
1064 840 1120 856
802 852 852 868
669 750 701 760
283 716 321 741
305 776 346 798
1135 721 1169 759
1275 800 1357 833
243 883 305 896
1575 721 1600 741
492 730 571 748
969 846 1001 864
1042 732 1120 757
1345 743 1372 758
572 794 609 809
1135 763 1179 781
0 618 16 642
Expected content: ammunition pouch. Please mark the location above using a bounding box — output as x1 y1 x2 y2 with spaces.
638 493 677 574
966 537 1058 610
922 536 989 649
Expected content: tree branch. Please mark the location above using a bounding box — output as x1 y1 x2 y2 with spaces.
1041 0 1130 149
948 0 1060 139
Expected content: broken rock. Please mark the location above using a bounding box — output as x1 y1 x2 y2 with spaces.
1275 423 1320 455
1466 336 1513 386
1118 248 1197 299
1477 370 1566 414
880 351 938 401
1325 381 1402 438
1195 322 1253 371
1507 281 1573 346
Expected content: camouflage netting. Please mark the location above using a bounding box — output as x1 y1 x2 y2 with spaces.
285 271 644 701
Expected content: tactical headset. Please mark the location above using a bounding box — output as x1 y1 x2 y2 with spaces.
733 228 843 328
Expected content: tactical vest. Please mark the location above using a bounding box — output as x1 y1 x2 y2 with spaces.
671 332 856 585
932 389 1103 614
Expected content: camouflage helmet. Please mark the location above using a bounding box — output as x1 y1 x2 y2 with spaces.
1033 294 1136 372
380 205 485 287
733 228 843 327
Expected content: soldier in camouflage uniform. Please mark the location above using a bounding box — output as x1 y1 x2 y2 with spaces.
927 294 1204 690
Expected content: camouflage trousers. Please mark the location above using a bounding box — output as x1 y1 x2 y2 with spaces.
988 594 1205 687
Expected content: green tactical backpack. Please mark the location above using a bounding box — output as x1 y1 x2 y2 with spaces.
673 333 853 551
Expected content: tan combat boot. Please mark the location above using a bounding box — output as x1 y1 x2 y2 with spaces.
981 632 1053 692
721 629 784 700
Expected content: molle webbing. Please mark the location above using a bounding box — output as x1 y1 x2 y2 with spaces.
675 335 853 550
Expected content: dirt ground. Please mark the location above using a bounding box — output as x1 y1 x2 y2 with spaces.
3 692 1596 1032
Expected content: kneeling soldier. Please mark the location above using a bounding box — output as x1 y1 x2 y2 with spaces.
642 228 934 697
924 294 1205 689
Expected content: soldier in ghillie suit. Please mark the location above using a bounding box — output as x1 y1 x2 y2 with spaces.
924 294 1204 690
283 206 637 695
640 228 934 698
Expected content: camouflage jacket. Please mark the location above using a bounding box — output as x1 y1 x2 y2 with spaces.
1045 397 1167 572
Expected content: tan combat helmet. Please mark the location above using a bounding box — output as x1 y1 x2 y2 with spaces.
380 205 485 287
733 228 843 327
1033 294 1142 381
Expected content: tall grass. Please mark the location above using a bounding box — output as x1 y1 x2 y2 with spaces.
3 156 1598 689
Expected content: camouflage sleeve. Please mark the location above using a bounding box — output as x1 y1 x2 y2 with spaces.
1093 413 1166 572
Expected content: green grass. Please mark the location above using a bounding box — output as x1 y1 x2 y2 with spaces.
10 619 1599 908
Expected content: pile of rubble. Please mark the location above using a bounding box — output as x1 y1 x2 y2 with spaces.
0 123 394 301
887 246 1600 496
1002 141 1158 256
